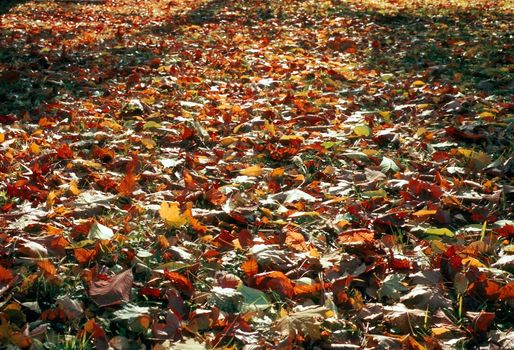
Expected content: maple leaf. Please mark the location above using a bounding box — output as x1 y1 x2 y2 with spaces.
160 202 188 228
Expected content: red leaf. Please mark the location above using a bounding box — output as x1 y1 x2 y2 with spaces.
470 311 495 332
89 269 133 307
499 282 514 301
163 270 193 297
495 225 514 238
140 287 162 299
56 143 74 159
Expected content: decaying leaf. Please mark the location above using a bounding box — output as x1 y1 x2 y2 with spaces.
89 269 133 307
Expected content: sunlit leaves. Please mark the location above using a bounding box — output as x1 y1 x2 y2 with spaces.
88 221 114 240
159 202 187 228
0 0 511 347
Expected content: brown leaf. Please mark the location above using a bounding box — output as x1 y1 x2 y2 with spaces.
89 269 133 307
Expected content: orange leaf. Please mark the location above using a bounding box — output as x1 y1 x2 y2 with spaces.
163 270 193 297
0 265 14 282
185 202 208 234
182 169 197 190
254 271 294 298
338 229 375 245
293 283 324 296
117 154 138 196
74 248 97 264
284 230 307 251
412 209 437 217
37 260 57 276
241 257 259 277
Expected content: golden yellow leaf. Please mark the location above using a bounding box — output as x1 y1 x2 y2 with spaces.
30 142 40 154
159 202 187 228
462 257 486 267
479 111 495 118
69 180 81 195
47 191 57 206
432 327 451 337
412 80 425 87
239 165 263 177
0 133 4 143
271 167 285 178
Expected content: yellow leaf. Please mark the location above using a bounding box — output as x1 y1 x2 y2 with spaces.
412 80 425 87
159 202 187 228
413 209 437 217
239 165 263 177
353 125 370 137
362 149 378 156
0 133 4 143
425 228 454 237
310 246 320 258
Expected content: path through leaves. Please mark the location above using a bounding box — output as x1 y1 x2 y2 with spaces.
0 0 513 348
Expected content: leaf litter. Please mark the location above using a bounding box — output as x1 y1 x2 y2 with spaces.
0 0 513 348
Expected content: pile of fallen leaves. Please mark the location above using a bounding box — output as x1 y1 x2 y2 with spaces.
0 0 513 348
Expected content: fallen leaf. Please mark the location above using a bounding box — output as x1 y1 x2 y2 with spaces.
160 202 188 228
89 269 133 307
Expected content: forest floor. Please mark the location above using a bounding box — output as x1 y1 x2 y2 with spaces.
0 0 513 349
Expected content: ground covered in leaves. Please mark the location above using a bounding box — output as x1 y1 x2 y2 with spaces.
0 0 513 348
